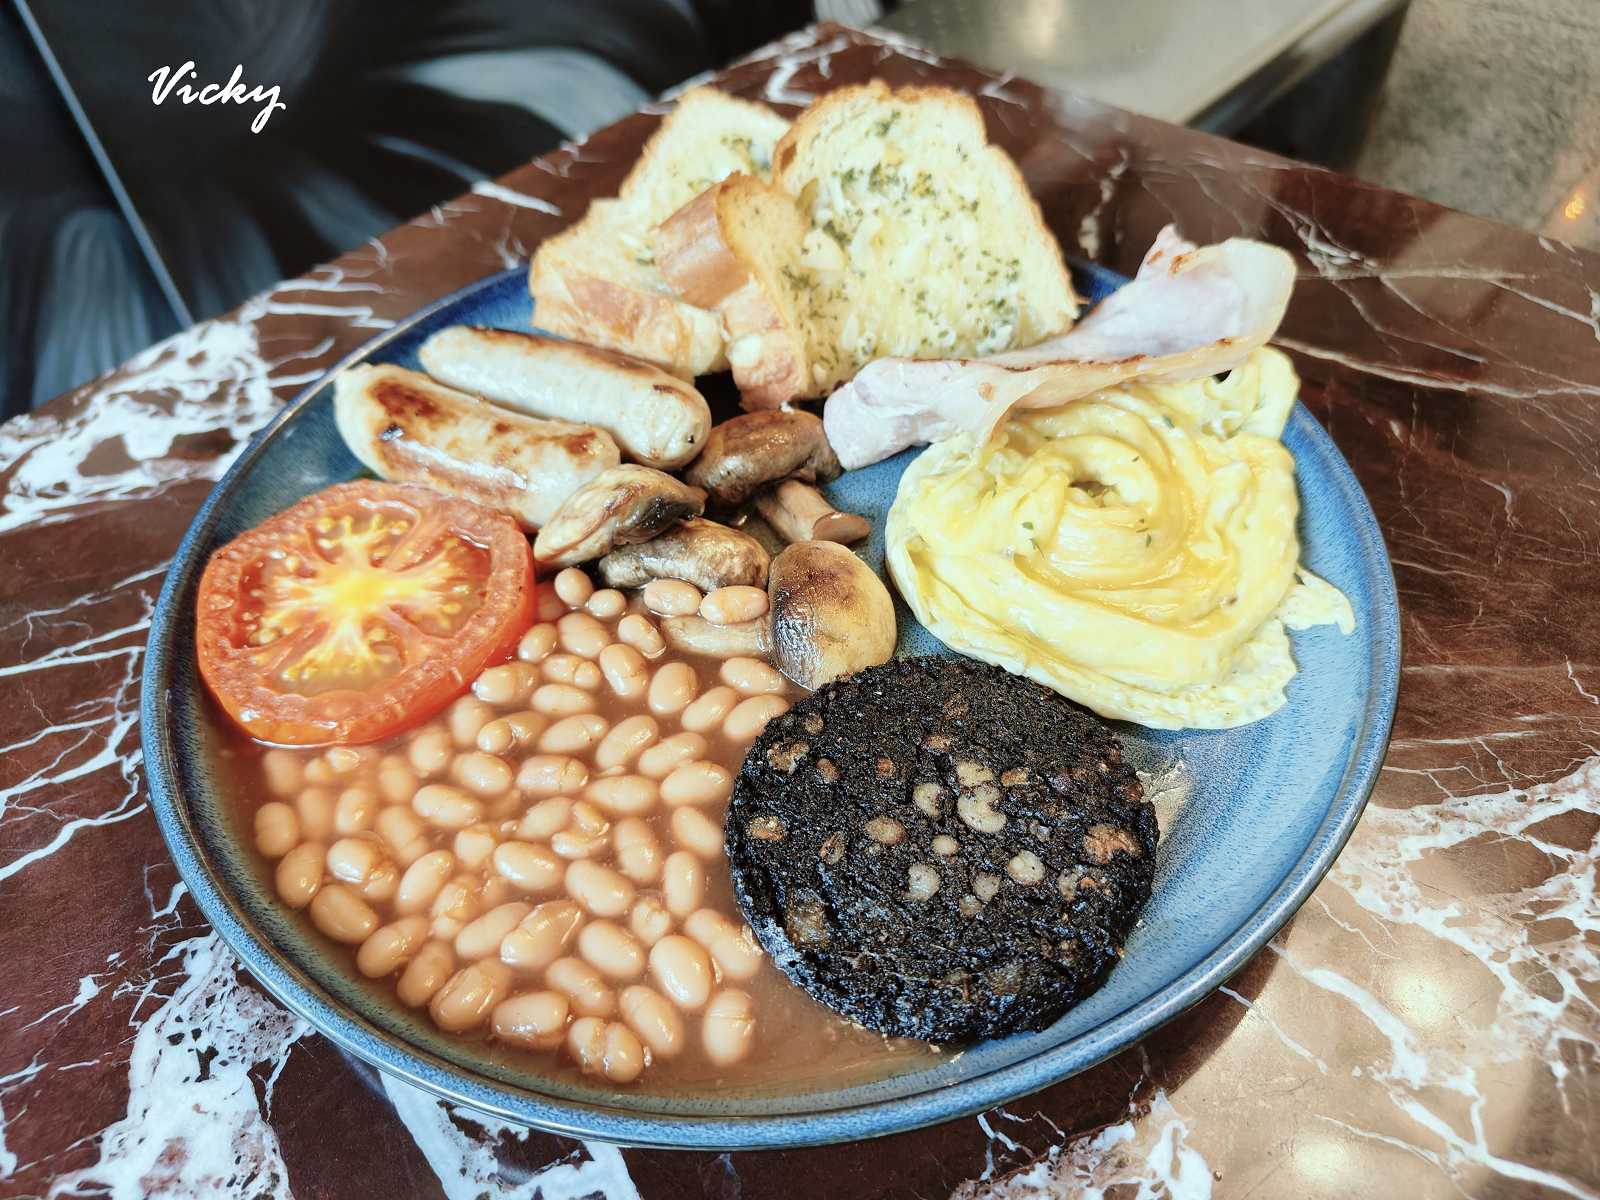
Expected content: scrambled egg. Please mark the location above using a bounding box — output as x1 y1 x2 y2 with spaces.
885 348 1354 729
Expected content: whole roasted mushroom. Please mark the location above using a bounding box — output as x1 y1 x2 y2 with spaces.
754 480 870 545
598 518 770 591
684 411 842 508
533 465 705 567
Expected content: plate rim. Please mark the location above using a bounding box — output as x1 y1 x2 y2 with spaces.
140 264 1401 1150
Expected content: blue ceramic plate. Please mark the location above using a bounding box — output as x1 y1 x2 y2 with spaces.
141 263 1399 1149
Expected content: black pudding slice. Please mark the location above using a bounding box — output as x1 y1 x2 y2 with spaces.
725 656 1158 1043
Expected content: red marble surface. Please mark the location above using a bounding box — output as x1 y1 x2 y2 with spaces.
3 24 1599 1200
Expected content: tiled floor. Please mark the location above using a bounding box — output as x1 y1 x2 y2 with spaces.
1352 0 1600 249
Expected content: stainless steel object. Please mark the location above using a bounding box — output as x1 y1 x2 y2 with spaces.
878 0 1408 133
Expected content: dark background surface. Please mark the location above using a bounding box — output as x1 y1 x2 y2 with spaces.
0 0 830 418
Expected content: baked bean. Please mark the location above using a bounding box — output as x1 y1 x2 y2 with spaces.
578 920 646 980
377 756 418 804
532 683 597 718
539 653 585 685
375 806 431 866
679 686 739 734
585 588 627 620
500 900 583 971
478 875 514 908
295 787 335 841
397 940 455 1007
472 662 532 707
407 726 454 777
535 585 567 622
333 786 378 835
643 579 703 617
685 909 765 981
556 611 609 659
599 643 649 699
571 660 604 690
617 613 666 658
302 758 335 786
357 914 429 977
456 901 532 961
724 694 789 742
512 803 569 851
359 862 400 905
649 935 713 1010
478 711 545 756
702 989 756 1065
553 566 594 609
430 874 482 933
517 622 558 663
565 1016 605 1073
261 749 304 797
637 732 708 780
550 826 609 860
593 714 660 771
660 761 733 807
601 1022 645 1083
309 883 379 944
492 990 570 1050
566 860 635 917
448 695 496 748
584 775 659 817
451 751 514 798
629 896 674 946
612 819 662 884
324 746 366 776
565 1017 643 1083
412 784 483 831
670 806 724 860
538 714 609 756
546 957 616 1018
517 796 573 840
569 800 609 835
720 656 785 696
700 585 768 626
517 755 589 797
326 835 383 885
619 985 685 1058
275 842 326 909
492 841 564 893
661 851 704 918
254 802 299 858
452 824 499 871
430 960 513 1032
396 849 455 914
647 662 698 717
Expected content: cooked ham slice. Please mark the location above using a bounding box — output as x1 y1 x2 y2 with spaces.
822 226 1297 468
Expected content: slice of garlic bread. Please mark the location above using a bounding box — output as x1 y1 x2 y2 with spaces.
528 88 789 378
658 82 1079 405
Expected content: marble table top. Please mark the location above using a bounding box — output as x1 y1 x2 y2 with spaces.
3 23 1597 1200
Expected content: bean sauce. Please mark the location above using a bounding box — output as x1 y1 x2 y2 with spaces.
221 582 938 1092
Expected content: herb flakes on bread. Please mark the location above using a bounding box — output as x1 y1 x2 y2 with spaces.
528 87 789 379
656 81 1079 407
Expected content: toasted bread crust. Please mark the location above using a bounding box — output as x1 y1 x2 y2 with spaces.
654 185 750 310
527 88 788 378
655 82 1079 408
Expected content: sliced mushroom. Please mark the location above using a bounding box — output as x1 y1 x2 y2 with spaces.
684 411 842 507
658 614 767 658
755 480 870 545
533 465 706 567
766 541 896 690
597 518 769 591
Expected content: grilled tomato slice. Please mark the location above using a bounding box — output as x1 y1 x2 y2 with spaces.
196 480 534 745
